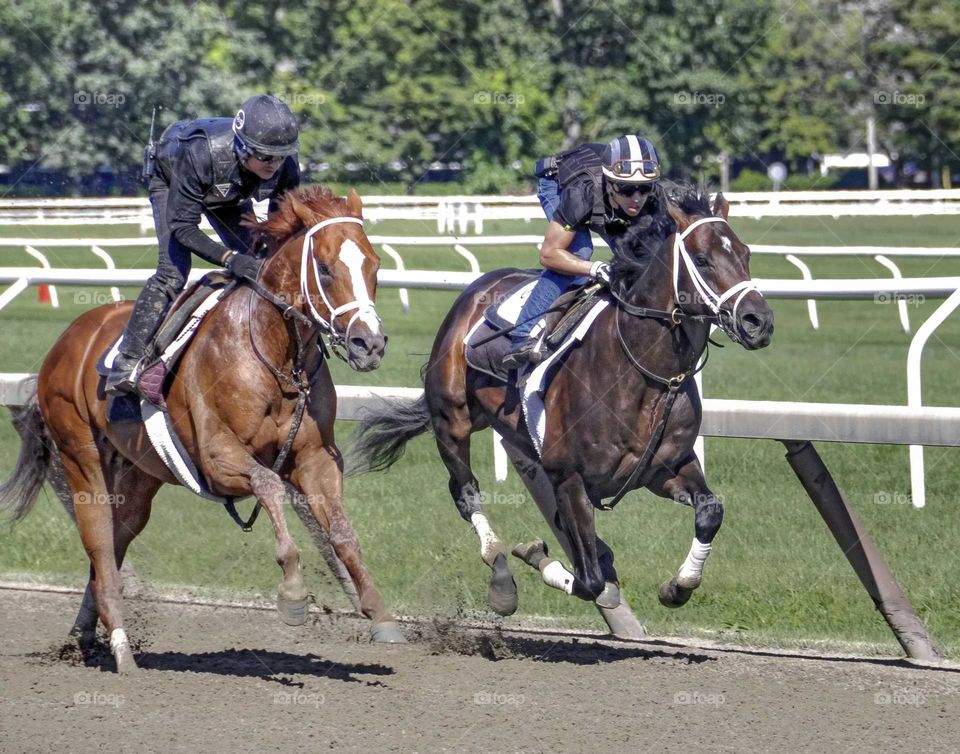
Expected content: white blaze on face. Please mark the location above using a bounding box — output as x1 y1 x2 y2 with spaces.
720 234 733 255
338 239 381 332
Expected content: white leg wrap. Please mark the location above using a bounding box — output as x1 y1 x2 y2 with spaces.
677 538 712 588
541 560 575 595
470 512 501 563
109 628 129 654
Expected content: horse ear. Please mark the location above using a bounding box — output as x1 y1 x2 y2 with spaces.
667 203 691 232
289 194 315 226
346 188 363 218
712 192 730 220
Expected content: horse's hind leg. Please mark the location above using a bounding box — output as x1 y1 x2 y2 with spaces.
433 400 517 616
647 455 723 608
56 440 143 672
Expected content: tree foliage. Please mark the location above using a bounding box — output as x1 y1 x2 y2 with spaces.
0 0 954 193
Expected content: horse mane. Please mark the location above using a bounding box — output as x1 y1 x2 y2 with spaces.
244 185 358 251
609 181 713 297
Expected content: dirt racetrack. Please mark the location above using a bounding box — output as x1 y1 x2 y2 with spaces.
1 586 958 754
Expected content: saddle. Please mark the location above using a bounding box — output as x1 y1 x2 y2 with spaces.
97 272 238 413
464 279 605 384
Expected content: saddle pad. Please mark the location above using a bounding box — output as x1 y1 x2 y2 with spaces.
97 284 231 501
520 299 609 456
463 296 610 454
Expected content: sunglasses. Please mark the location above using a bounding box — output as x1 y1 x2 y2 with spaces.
611 182 654 197
251 151 284 164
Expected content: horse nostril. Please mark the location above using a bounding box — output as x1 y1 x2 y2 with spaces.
350 336 371 354
741 313 762 334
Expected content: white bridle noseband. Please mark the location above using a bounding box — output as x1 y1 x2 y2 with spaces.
298 216 381 346
672 216 762 325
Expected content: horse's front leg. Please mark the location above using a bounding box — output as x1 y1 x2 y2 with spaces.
646 453 724 607
289 445 405 643
242 464 311 625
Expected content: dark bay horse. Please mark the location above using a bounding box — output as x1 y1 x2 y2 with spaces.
0 186 405 672
346 185 773 623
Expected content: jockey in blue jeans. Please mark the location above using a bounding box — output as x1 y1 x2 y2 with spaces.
502 134 663 370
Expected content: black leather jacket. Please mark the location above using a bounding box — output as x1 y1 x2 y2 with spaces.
151 117 299 263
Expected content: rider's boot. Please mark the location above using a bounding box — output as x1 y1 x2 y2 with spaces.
502 335 543 371
105 353 143 397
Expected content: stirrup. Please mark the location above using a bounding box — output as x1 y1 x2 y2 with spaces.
502 339 542 370
105 356 143 397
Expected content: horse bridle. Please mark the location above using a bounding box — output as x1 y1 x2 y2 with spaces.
298 215 382 361
227 215 380 531
604 216 765 509
671 216 761 337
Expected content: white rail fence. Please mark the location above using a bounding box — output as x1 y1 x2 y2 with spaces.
2 233 959 333
1 267 958 508
3 189 960 230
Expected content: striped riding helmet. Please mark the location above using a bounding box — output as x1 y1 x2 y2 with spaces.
601 135 661 184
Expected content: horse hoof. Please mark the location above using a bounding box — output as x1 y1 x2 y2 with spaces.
277 593 310 626
110 629 138 674
371 621 407 644
488 552 518 617
511 539 548 570
595 581 621 610
70 628 97 651
115 645 139 674
658 577 694 608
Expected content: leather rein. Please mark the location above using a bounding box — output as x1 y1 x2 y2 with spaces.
601 216 758 509
225 216 375 530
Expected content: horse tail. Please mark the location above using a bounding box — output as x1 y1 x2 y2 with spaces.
0 384 53 525
344 395 432 478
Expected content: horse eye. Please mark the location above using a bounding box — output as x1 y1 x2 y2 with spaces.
696 255 710 267
316 263 332 278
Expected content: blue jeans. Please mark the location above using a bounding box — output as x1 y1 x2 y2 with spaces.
512 177 595 340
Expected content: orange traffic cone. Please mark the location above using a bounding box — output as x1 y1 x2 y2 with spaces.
38 284 51 304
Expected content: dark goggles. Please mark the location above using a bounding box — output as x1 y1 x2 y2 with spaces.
611 182 654 197
250 151 285 164
607 159 661 181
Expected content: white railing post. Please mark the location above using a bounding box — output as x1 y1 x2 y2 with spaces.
905 287 960 509
379 244 411 314
23 246 58 307
874 254 911 333
784 254 819 330
90 245 123 302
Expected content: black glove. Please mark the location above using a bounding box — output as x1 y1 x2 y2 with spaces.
224 251 263 282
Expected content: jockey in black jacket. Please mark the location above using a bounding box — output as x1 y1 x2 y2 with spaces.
502 135 666 369
106 94 301 396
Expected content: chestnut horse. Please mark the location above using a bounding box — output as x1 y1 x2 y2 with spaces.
346 185 773 622
0 186 405 672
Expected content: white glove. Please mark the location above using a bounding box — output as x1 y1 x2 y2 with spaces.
589 261 612 285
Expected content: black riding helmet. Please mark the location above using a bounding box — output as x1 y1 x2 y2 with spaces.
232 94 300 158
